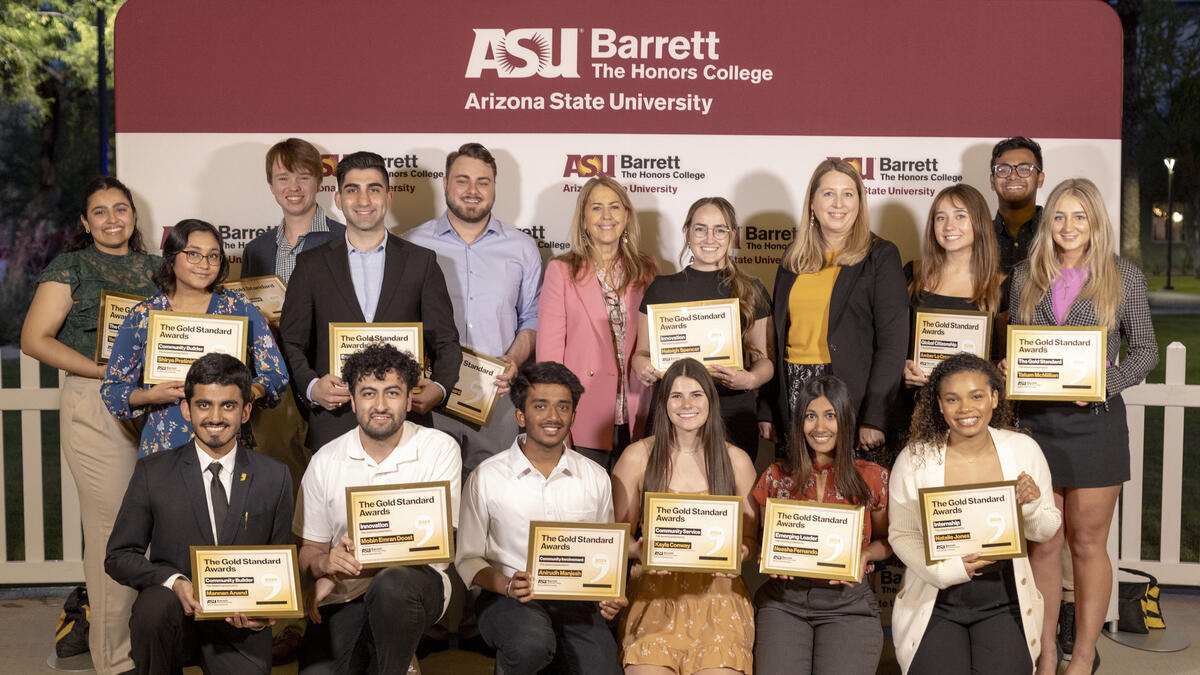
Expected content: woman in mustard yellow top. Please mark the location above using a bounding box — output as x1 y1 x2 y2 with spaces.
764 159 908 461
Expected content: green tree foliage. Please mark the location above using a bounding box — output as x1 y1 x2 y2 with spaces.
0 0 126 344
0 1 118 124
1135 0 1200 274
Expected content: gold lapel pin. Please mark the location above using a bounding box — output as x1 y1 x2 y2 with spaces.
240 473 247 482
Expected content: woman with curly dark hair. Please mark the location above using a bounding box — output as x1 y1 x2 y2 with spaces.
889 354 1060 674
751 375 891 674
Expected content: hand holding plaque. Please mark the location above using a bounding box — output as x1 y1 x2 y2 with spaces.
445 348 507 426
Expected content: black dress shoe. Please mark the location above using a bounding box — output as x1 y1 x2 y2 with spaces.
1058 600 1076 660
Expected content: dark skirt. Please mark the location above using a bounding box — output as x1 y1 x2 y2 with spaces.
1017 395 1129 488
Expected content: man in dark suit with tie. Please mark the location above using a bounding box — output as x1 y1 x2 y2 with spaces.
105 354 294 675
279 150 462 452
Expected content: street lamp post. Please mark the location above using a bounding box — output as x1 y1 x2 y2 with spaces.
1165 157 1176 290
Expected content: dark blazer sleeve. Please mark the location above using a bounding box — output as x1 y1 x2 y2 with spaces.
240 230 277 279
760 265 794 427
278 250 321 398
418 247 463 398
268 460 294 546
859 239 909 430
105 457 178 590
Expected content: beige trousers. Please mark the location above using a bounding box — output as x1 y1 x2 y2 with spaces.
59 375 138 675
248 386 311 497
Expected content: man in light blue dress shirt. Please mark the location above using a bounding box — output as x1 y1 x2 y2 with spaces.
279 151 462 452
403 143 543 475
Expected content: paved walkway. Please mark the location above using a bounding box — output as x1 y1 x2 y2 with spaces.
1148 290 1200 315
0 588 1195 674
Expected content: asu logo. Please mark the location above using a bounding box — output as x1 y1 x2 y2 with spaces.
563 154 615 178
320 154 339 178
466 29 580 78
827 156 875 180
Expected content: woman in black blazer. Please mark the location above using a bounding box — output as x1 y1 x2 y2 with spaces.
764 159 908 462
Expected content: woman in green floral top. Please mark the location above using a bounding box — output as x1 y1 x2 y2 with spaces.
20 176 160 675
101 219 288 457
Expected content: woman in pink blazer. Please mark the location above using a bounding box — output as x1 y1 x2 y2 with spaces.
537 175 657 471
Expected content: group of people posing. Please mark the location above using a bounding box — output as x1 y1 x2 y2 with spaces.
21 135 1156 674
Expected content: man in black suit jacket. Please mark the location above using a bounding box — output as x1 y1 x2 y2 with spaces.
241 137 346 283
279 150 462 452
106 354 294 675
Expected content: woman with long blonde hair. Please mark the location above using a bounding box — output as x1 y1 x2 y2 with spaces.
766 160 908 461
1009 178 1157 674
538 175 658 471
632 197 775 461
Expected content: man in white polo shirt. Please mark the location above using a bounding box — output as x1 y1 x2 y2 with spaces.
456 361 624 674
295 343 461 674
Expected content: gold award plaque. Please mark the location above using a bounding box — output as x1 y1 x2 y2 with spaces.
190 544 303 619
642 492 741 574
1006 325 1107 402
345 482 454 568
223 275 286 321
328 323 423 380
444 348 508 426
527 521 630 601
95 290 145 364
646 298 743 371
758 498 865 582
918 481 1026 566
912 309 991 376
144 311 248 384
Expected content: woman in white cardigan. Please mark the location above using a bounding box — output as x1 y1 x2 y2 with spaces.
890 354 1061 673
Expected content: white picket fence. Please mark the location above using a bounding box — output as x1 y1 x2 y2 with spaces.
1119 341 1199 586
0 346 1196 587
0 353 81 584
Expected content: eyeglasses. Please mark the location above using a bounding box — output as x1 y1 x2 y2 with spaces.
180 250 222 266
992 163 1040 178
689 224 732 240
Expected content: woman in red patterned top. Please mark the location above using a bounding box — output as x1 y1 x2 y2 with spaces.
750 375 891 674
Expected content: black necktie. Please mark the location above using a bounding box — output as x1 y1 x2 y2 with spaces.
207 461 228 544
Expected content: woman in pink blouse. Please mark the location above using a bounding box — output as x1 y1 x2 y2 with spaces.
537 175 657 471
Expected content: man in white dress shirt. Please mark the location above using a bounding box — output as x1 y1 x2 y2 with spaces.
456 361 625 674
295 343 462 674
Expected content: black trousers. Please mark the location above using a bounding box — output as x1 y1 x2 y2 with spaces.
299 565 444 674
129 584 271 675
908 561 1032 674
477 590 622 675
